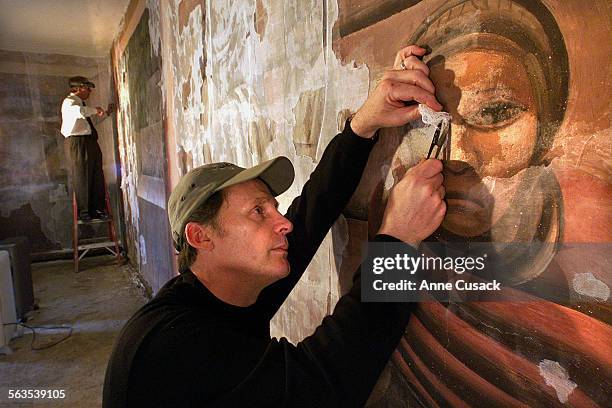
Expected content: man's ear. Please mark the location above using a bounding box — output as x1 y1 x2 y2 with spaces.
184 222 214 251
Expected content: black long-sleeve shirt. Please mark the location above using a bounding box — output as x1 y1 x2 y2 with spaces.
103 123 415 407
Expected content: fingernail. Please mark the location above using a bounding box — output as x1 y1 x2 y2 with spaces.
419 45 432 55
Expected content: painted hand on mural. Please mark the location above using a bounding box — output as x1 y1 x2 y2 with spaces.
378 159 446 246
351 45 443 138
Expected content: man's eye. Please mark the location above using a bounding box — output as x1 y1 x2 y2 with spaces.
254 206 264 215
464 100 527 129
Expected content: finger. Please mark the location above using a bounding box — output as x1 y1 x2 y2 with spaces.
437 200 447 218
393 45 426 69
397 45 427 61
399 55 430 76
388 104 420 125
428 201 447 230
383 70 435 93
437 185 446 200
430 173 444 189
420 173 443 193
389 83 443 111
416 159 443 179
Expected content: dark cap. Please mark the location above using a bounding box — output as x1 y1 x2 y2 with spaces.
69 76 95 88
168 157 295 249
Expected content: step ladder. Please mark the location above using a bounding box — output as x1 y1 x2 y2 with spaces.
71 184 121 273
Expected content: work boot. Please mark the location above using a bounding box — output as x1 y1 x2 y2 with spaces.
79 211 92 221
94 210 109 220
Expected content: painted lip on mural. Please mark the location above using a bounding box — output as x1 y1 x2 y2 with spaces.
443 161 494 216
443 161 474 176
445 191 487 214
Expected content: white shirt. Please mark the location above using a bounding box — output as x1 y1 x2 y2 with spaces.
60 93 103 137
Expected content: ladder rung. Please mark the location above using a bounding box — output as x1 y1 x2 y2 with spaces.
79 237 110 245
77 218 113 225
77 241 118 250
72 183 120 272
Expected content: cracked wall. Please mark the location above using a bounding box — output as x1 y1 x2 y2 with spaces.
0 50 120 256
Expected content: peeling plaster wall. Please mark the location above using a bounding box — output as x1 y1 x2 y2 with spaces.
205 0 370 340
0 50 120 255
152 0 370 339
115 0 373 333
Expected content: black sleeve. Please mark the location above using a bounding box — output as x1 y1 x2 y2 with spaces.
208 234 415 407
255 120 378 318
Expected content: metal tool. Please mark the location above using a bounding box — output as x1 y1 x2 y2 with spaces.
426 122 449 159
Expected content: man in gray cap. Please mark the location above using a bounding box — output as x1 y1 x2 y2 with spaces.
104 45 446 407
61 76 114 220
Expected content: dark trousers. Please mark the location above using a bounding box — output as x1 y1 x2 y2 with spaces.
65 135 106 215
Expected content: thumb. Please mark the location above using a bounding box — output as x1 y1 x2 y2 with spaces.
394 105 420 126
417 159 443 178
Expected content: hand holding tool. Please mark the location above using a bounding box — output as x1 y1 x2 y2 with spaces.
426 122 449 159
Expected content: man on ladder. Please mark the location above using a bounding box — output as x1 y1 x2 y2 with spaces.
61 76 113 221
62 76 120 272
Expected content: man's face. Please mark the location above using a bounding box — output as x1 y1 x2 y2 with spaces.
208 179 293 288
77 86 92 100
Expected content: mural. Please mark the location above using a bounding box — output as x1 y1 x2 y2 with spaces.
334 0 611 406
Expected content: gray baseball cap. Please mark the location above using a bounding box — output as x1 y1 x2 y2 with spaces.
168 157 295 249
69 76 95 88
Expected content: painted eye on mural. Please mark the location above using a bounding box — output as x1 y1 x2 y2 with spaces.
463 100 527 129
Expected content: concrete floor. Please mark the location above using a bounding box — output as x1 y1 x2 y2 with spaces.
0 255 148 407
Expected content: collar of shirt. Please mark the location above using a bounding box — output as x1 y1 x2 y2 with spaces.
157 270 270 336
69 93 84 104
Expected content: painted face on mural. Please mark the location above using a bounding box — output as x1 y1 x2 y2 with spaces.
385 0 570 241
434 48 538 178
429 42 539 237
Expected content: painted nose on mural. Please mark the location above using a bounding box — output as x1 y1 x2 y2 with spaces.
442 158 481 196
447 123 482 173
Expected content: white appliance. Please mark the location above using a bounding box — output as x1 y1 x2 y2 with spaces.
0 250 18 354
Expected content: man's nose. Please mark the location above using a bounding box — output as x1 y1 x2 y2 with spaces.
274 211 293 235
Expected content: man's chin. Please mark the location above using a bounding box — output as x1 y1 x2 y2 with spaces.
278 263 290 278
266 258 290 277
